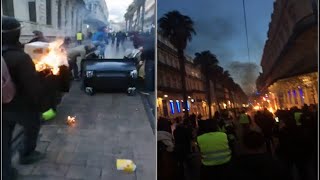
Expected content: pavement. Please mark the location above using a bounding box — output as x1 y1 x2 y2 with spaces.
14 40 156 180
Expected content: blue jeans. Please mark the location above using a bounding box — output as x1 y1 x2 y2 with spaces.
144 60 155 92
92 41 105 57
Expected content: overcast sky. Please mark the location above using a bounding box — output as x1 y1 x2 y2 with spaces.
106 0 134 23
158 0 275 94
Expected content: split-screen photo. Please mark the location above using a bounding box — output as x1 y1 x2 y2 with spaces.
1 0 318 180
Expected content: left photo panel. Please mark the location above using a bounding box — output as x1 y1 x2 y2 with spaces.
1 0 156 179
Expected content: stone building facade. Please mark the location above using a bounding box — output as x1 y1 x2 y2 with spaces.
2 0 108 42
257 0 318 109
126 0 155 32
156 35 247 119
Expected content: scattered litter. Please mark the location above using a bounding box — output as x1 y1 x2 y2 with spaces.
116 159 136 173
66 116 76 126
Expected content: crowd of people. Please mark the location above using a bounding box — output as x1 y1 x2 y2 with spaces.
157 104 318 180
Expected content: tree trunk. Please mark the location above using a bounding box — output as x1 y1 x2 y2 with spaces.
178 49 189 118
205 70 212 119
213 78 221 112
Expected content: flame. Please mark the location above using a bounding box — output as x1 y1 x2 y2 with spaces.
33 39 68 75
268 107 274 114
253 105 260 110
67 116 76 126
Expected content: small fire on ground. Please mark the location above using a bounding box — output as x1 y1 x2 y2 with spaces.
67 116 76 126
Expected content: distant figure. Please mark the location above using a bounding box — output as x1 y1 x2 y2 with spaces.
91 26 108 57
76 31 83 45
28 30 48 43
87 32 93 40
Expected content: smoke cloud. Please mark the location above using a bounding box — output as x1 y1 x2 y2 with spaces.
227 61 260 95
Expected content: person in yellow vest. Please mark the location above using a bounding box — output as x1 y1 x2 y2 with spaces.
239 110 251 134
197 119 233 180
76 31 83 45
292 107 303 126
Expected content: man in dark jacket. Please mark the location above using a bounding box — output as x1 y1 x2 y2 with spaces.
28 30 48 43
232 130 287 180
2 17 45 180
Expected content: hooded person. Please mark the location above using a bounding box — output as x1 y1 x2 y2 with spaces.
2 16 46 180
28 30 48 43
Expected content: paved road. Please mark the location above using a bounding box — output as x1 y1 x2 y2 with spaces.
14 41 156 180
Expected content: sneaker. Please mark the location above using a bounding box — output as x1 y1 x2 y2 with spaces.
19 151 45 165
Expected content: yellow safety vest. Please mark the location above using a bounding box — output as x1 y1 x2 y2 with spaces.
76 33 83 40
294 112 303 126
239 114 249 124
197 132 231 166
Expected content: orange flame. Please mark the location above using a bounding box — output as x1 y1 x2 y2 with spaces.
67 116 76 126
33 39 68 75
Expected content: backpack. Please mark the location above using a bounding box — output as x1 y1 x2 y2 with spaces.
2 56 16 103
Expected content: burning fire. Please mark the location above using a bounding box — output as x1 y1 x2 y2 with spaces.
67 116 76 126
33 39 68 75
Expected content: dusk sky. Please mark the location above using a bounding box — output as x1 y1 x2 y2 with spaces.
158 0 275 94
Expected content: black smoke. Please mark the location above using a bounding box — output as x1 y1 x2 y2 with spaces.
227 61 260 95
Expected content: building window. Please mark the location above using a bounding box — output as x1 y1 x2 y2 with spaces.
292 90 298 105
3 0 15 17
298 87 304 104
57 0 62 28
28 1 37 22
46 0 52 25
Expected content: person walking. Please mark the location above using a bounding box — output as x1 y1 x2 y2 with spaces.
2 16 46 180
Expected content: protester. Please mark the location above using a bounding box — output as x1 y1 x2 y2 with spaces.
76 31 83 45
232 130 286 180
174 118 193 180
2 16 45 180
91 26 108 57
28 30 48 43
197 119 233 180
275 110 313 180
67 44 96 80
140 33 155 93
255 108 275 155
157 118 178 180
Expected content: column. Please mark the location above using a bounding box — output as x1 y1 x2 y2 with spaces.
304 86 311 105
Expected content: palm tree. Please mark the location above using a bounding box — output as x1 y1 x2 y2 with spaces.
125 3 136 31
158 11 196 117
210 65 224 111
194 50 219 118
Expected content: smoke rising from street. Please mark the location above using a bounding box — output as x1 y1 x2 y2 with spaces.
227 61 260 95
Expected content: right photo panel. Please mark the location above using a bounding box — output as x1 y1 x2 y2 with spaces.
157 0 318 180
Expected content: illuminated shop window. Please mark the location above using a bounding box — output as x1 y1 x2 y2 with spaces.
176 100 181 113
288 91 292 104
292 90 298 105
169 100 175 114
298 87 304 104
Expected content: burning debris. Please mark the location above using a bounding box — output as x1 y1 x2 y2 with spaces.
67 116 76 126
24 39 69 75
